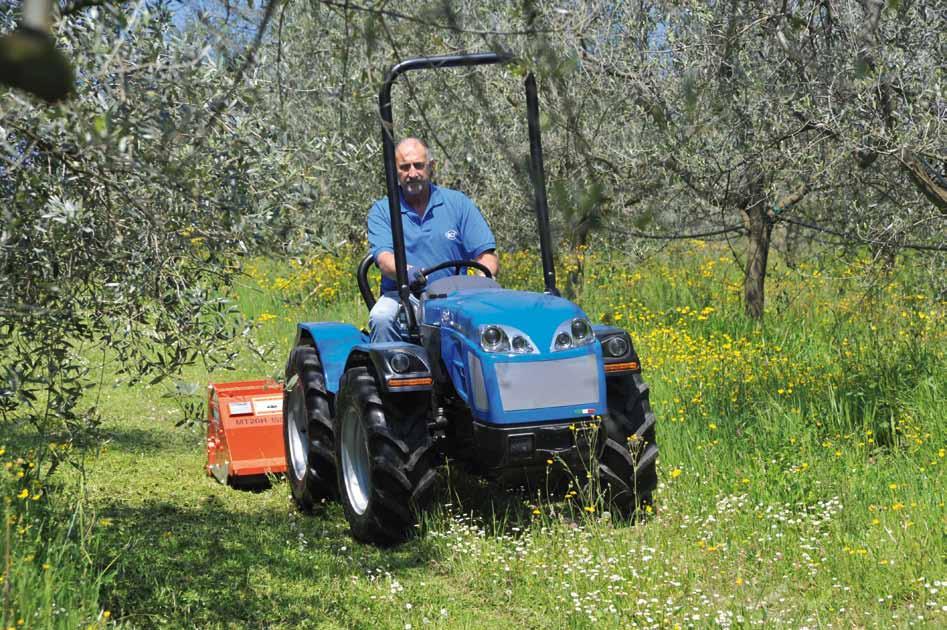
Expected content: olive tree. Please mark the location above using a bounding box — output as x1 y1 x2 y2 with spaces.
0 1 294 477
533 0 945 317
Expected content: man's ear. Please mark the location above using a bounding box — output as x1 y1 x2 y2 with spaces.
427 160 436 177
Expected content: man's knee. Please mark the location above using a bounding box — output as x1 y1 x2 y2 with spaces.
369 296 398 326
369 295 402 342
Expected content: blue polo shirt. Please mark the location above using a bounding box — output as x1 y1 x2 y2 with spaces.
368 184 496 293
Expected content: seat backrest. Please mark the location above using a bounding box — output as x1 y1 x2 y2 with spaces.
357 253 377 310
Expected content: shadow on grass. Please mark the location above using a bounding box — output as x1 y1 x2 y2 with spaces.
94 491 442 626
437 466 581 537
101 425 185 453
93 462 616 625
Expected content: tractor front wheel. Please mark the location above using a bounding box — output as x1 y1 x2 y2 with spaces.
597 372 659 519
283 345 337 511
335 366 438 545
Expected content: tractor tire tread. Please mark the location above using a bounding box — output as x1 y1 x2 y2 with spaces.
597 371 659 520
371 457 413 491
284 345 338 512
336 366 437 545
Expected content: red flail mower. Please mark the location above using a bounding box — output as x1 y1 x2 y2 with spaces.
205 379 286 486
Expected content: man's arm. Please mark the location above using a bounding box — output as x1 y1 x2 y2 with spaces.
457 193 498 278
375 250 398 280
475 250 499 278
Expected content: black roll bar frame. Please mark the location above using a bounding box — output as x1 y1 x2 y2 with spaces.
378 52 558 333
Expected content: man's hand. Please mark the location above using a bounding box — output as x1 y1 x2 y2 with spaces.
407 265 426 294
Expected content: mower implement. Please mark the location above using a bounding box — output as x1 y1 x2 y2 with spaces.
206 379 286 485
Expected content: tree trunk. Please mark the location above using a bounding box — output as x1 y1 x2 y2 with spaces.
742 202 773 319
563 221 589 302
901 149 947 214
741 183 809 318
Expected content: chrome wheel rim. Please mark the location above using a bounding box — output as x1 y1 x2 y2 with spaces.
341 406 371 515
287 382 308 481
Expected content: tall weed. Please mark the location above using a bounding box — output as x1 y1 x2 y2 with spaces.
1 445 113 628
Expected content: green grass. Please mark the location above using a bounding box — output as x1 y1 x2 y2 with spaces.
1 478 112 628
4 243 945 628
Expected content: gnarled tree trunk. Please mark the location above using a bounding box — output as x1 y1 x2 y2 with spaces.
742 183 810 319
742 201 773 320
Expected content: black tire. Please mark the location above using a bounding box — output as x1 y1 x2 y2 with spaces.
597 372 659 519
334 366 438 545
283 345 337 511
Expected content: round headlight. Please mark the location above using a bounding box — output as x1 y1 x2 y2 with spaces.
571 318 591 340
606 335 629 358
555 332 573 349
482 326 504 349
511 335 529 352
390 352 411 374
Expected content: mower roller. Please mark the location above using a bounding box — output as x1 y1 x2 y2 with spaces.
205 379 286 486
278 52 659 544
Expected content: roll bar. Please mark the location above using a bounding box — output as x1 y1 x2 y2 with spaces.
378 52 558 333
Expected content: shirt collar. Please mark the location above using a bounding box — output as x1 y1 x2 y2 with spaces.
399 184 443 216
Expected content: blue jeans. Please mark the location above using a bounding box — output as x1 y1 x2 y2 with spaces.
369 292 419 342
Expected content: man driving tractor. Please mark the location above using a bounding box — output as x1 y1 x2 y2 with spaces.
367 137 499 342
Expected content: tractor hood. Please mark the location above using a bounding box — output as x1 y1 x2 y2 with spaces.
423 288 586 350
423 287 606 425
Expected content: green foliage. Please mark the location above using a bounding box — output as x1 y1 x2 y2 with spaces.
0 4 273 477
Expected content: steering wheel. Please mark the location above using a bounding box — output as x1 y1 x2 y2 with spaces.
419 259 493 279
356 254 494 311
412 259 493 298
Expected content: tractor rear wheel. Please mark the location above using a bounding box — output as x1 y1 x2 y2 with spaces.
334 366 438 545
283 345 337 511
597 372 659 519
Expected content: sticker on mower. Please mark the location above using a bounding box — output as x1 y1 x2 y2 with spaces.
228 401 253 415
253 397 283 415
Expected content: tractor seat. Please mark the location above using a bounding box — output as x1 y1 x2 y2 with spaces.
425 274 500 298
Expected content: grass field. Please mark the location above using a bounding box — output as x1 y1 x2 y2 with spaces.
3 242 945 628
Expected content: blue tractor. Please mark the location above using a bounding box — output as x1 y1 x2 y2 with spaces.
282 53 658 544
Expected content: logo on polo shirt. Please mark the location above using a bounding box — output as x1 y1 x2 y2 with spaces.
444 229 458 241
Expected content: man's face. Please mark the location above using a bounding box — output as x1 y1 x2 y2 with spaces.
395 141 432 199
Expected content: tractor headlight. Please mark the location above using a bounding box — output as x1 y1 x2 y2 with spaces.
554 332 572 350
604 335 629 358
481 325 508 352
479 325 537 354
571 318 590 341
550 318 594 352
389 352 412 374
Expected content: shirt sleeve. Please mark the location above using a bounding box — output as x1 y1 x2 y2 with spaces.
459 195 496 258
367 200 394 261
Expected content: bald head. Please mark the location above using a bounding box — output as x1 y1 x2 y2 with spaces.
395 137 432 163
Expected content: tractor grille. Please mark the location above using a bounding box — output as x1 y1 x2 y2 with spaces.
494 354 600 412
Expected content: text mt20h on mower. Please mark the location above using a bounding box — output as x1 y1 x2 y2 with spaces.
283 53 658 544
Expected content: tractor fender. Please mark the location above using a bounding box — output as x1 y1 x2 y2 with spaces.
295 323 367 395
344 342 433 393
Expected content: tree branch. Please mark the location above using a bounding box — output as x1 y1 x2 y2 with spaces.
59 0 118 17
900 149 947 214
